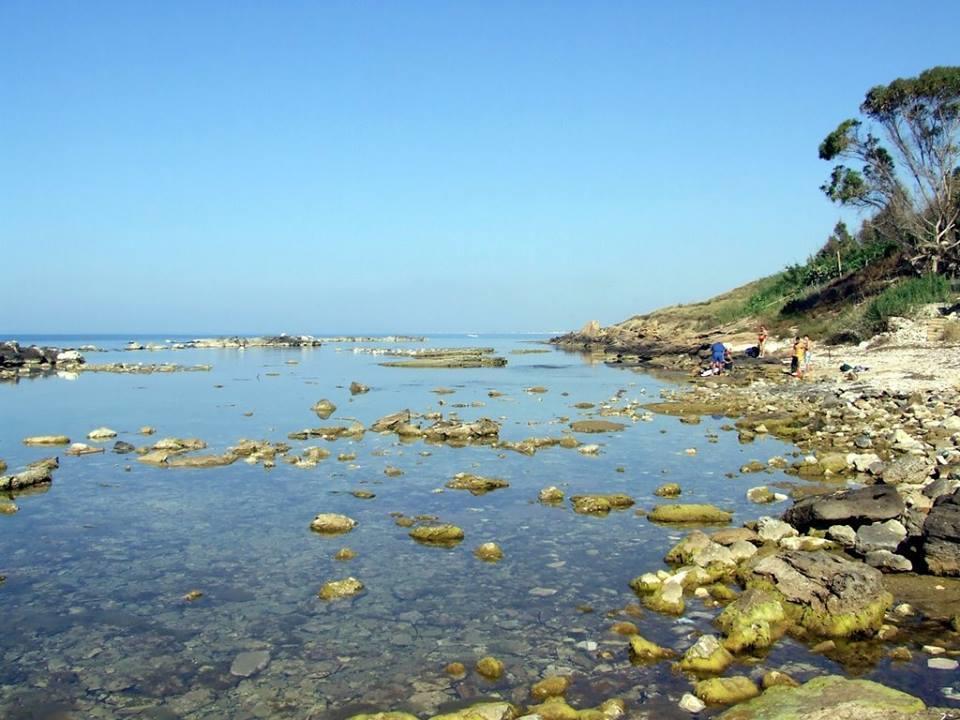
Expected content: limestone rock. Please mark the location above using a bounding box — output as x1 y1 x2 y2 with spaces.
87 427 117 440
530 675 570 700
677 634 733 674
783 485 904 532
309 513 357 534
864 550 913 572
349 381 370 395
715 588 787 652
855 519 907 554
756 517 798 542
880 455 932 485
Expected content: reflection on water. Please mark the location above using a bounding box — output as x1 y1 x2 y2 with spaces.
0 335 955 718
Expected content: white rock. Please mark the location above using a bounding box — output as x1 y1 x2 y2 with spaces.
757 516 798 542
928 657 959 670
679 693 706 713
87 427 118 440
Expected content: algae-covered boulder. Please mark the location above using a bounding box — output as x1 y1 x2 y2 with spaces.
524 697 624 720
655 482 682 497
318 577 364 600
571 494 635 515
649 504 732 524
474 542 504 562
430 702 517 720
716 675 928 719
531 675 571 700
643 577 685 615
310 513 357 534
694 676 760 705
446 473 510 495
410 524 465 546
665 531 711 564
677 634 733 674
539 486 565 503
628 633 675 661
346 713 419 720
475 655 504 680
743 550 892 638
715 587 787 652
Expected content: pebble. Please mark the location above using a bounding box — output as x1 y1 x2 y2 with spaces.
529 587 558 597
230 650 271 678
928 658 959 670
679 692 706 713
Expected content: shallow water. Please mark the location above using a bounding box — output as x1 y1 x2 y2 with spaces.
0 334 956 718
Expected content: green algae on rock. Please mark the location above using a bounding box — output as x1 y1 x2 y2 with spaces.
715 675 929 719
677 634 734 674
694 676 760 705
446 473 510 495
569 420 626 433
475 655 505 680
627 633 675 662
571 494 635 515
539 486 565 503
346 713 420 720
430 701 518 720
715 587 788 652
474 542 504 562
654 482 682 497
648 504 732 524
318 577 364 600
531 675 571 700
410 524 465 546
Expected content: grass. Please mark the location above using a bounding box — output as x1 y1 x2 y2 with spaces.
862 274 953 334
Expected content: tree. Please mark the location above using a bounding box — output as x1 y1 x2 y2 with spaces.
819 66 960 274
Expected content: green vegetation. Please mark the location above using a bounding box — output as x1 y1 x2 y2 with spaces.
863 274 952 334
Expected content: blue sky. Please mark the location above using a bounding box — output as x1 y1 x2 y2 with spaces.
1 1 956 334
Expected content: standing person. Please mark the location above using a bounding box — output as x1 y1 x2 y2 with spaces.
758 325 769 358
790 337 805 378
802 335 813 375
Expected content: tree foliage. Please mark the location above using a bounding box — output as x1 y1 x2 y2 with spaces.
820 66 960 274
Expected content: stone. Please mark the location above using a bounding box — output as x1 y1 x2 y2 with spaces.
677 634 733 674
818 453 849 474
648 504 732 524
182 590 203 602
431 702 516 720
627 634 675 661
571 494 635 514
928 657 959 670
0 499 18 514
849 452 882 473
711 528 759 545
0 457 58 491
446 473 509 495
139 426 155 435
113 440 136 454
165 453 237 468
87 427 117 440
920 488 960 575
665 531 711 564
530 676 570 700
309 513 357 534
694 676 759 705
410 524 465 546
741 461 766 474
715 588 787 652
760 670 799 689
855 519 907 554
729 540 758 562
539 486 565 503
312 399 337 418
349 381 370 395
880 455 932 485
318 577 364 600
22 435 70 445
371 410 414 433
744 550 892 637
715 675 928 720
474 542 503 562
892 428 925 452
746 486 777 504
475 656 504 680
864 550 913 572
783 484 905 532
655 482 682 497
569 420 625 433
756 517 798 542
826 524 856 548
444 662 466 678
679 693 706 713
66 443 105 456
334 547 357 561
230 650 271 678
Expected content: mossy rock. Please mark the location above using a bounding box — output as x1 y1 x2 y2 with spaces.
648 504 732 524
716 675 927 719
347 713 419 720
760 670 799 690
309 513 357 534
655 482 682 497
475 655 505 680
628 633 675 662
628 572 661 595
429 702 518 720
665 530 711 564
715 588 787 652
571 493 635 515
677 634 733 674
644 582 685 615
410 524 465 546
318 577 364 600
569 420 626 433
474 542 504 562
695 676 760 705
539 486 565 503
951 614 960 632
446 473 510 495
531 675 571 700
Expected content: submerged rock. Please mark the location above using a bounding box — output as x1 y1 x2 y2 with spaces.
312 399 337 418
349 381 370 395
165 453 237 468
655 482 682 497
475 655 504 680
627 633 675 661
474 542 504 562
318 577 365 600
431 702 517 720
571 494 635 515
410 524 465 546
446 473 509 495
530 675 570 700
539 486 565 503
230 650 271 678
648 504 732 524
715 675 929 719
309 513 357 534
569 420 626 433
22 435 70 445
334 547 357 561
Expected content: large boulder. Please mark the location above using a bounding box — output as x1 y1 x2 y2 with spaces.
783 485 904 532
920 488 960 575
881 455 933 485
717 675 930 720
743 550 891 637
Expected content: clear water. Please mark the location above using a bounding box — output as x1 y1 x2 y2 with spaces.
0 335 955 719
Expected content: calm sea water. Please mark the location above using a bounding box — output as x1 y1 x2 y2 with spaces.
0 335 955 719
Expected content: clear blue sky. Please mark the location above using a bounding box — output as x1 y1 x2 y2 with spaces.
1 1 956 334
